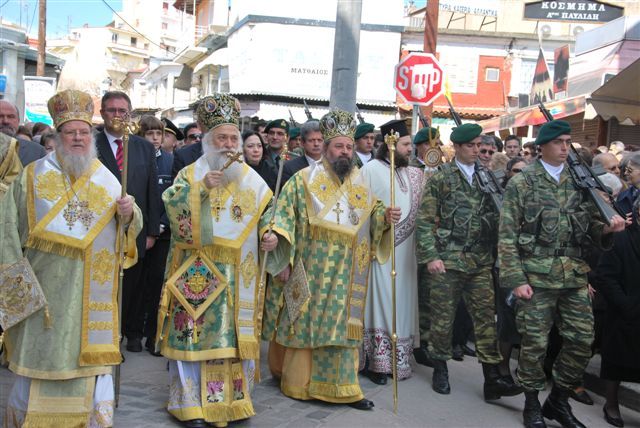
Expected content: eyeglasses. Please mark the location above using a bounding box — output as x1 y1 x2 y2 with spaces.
480 149 495 155
187 133 202 140
511 168 522 173
104 108 129 115
62 129 91 137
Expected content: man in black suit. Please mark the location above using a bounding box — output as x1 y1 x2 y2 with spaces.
0 100 46 166
281 119 323 183
95 91 161 352
172 104 211 178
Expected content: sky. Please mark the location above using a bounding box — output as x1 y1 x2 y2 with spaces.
0 0 122 38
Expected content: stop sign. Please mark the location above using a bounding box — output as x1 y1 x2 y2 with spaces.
394 53 444 106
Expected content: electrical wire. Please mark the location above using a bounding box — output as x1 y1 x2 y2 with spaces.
101 0 165 49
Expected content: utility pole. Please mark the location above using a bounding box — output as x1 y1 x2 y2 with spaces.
418 0 439 127
329 0 362 112
37 0 46 77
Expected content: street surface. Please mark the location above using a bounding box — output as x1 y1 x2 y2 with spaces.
2 342 640 427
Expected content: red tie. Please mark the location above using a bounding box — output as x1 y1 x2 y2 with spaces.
115 139 123 171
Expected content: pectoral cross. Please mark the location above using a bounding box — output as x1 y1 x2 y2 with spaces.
212 191 226 222
333 202 344 224
220 152 243 171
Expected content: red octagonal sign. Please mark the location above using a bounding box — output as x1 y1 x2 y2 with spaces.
394 53 444 106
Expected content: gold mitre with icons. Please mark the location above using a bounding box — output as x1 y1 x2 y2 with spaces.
320 109 357 141
47 89 95 130
196 93 241 132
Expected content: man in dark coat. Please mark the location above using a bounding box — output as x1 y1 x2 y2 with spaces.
0 100 46 166
281 120 323 183
95 91 161 352
616 152 640 217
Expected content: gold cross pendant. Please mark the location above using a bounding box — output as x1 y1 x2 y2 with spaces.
332 202 344 224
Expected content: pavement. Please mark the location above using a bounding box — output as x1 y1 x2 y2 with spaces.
2 342 640 427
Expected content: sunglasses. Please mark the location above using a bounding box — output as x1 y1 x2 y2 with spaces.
511 168 522 173
187 133 202 140
480 149 495 155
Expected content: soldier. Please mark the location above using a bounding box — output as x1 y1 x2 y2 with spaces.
353 122 375 168
416 123 522 400
499 120 625 428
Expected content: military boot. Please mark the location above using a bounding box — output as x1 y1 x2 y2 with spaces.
432 359 450 394
482 363 524 400
542 385 586 428
523 390 547 428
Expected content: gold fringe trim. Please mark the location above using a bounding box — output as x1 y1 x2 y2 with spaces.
25 236 84 260
308 382 363 400
238 339 259 360
203 245 240 265
192 323 199 344
347 319 363 341
23 412 89 428
43 305 52 329
78 350 122 366
310 225 354 247
203 400 255 423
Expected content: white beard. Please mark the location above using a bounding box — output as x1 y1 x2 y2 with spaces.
56 140 97 178
202 143 243 184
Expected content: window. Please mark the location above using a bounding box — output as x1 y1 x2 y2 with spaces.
111 33 118 43
163 2 168 10
162 22 168 30
485 67 500 82
144 43 150 50
131 37 137 47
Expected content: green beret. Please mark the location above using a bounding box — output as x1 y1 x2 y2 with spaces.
354 123 375 140
265 119 289 134
535 120 571 145
450 123 483 144
413 127 439 145
289 127 300 139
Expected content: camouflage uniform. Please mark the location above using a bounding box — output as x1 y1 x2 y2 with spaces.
416 160 501 363
499 160 613 391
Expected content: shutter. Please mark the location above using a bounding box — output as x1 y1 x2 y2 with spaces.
563 113 600 150
608 118 640 149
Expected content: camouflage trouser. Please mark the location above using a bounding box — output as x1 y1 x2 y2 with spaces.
417 264 430 347
427 268 501 363
516 286 593 391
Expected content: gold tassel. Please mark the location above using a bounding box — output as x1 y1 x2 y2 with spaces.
310 225 354 246
43 305 53 329
26 236 83 260
192 322 199 344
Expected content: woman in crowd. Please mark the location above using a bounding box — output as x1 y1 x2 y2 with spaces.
502 156 526 188
594 197 640 427
242 130 277 191
39 132 57 153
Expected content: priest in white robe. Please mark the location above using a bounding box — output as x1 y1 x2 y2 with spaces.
360 119 422 384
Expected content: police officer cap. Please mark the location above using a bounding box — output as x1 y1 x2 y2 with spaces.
289 127 300 139
450 123 483 144
535 120 571 145
413 127 439 145
264 119 289 134
380 119 409 139
354 123 375 140
161 118 184 140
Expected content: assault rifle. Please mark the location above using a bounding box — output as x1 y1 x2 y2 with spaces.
303 100 314 120
448 96 504 211
538 101 620 225
417 108 429 128
288 109 299 128
356 107 365 124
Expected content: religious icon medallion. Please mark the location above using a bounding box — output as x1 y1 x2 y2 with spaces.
348 206 360 226
424 146 443 168
231 205 243 222
63 199 94 230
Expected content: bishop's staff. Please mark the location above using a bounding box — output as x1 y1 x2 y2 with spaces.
383 130 399 414
111 115 138 408
255 139 290 379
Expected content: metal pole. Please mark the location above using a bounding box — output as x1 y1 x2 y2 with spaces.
37 0 46 77
329 0 362 111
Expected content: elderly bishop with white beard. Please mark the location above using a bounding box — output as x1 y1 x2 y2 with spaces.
157 93 274 428
1 89 142 427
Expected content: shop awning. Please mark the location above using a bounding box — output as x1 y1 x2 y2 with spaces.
585 58 640 125
477 96 586 133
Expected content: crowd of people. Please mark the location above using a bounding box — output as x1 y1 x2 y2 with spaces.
0 90 638 428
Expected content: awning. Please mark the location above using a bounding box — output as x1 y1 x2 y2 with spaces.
477 96 586 133
585 58 640 125
193 48 228 73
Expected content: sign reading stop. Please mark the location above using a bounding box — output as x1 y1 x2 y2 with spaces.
394 53 444 106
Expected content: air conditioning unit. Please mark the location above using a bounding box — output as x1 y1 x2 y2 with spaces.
540 24 552 38
571 24 585 36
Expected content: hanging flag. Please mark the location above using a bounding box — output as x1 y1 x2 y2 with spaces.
529 48 554 104
553 45 570 98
